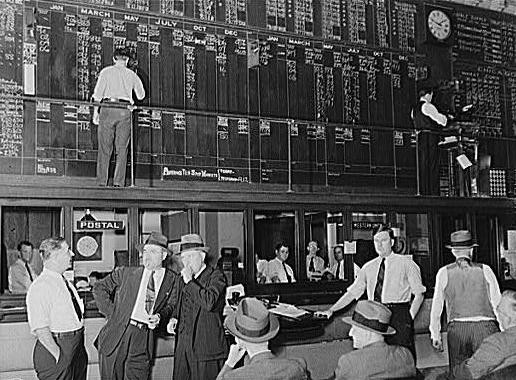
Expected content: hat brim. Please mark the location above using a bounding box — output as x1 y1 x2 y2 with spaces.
445 243 478 249
342 316 396 335
225 312 280 343
180 246 210 254
136 242 169 253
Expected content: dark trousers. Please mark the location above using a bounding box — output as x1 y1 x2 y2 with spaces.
99 323 151 380
33 330 87 380
418 131 440 195
173 338 225 380
385 303 416 361
96 106 132 186
448 320 499 374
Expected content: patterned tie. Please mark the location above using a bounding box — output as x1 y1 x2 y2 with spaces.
63 277 82 321
373 258 385 302
25 262 34 282
145 271 156 314
309 257 315 272
335 260 341 280
283 263 292 283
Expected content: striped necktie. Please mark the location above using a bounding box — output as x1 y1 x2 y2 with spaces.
373 258 385 302
145 271 156 314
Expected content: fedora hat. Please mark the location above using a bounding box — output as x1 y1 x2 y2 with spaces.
225 297 280 343
446 230 478 249
179 233 209 254
342 300 396 335
136 231 169 253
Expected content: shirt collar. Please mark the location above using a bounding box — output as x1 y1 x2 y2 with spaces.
361 340 387 350
144 267 164 275
194 264 206 279
249 350 273 362
41 267 63 279
420 96 430 103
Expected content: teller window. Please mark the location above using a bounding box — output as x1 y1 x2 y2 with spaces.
1 206 62 295
253 210 296 284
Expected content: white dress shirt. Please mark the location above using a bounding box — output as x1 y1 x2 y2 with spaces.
429 264 501 341
306 255 325 278
9 258 36 293
27 268 84 334
346 253 426 303
130 268 165 324
267 258 296 283
92 64 145 104
327 260 361 280
420 97 448 126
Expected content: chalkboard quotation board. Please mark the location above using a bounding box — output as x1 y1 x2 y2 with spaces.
0 0 514 188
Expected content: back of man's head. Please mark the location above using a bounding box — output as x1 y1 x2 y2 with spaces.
113 47 130 62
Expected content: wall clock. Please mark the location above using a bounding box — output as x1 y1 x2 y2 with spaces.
427 9 452 41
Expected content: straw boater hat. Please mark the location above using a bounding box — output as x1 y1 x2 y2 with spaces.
179 233 210 254
446 230 478 249
225 297 280 343
342 300 396 335
136 231 169 253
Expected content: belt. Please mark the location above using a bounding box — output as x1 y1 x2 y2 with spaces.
101 98 131 104
129 319 149 330
52 327 84 339
384 302 410 308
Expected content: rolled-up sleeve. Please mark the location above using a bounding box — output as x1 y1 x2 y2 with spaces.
26 283 51 334
407 260 426 295
345 266 367 300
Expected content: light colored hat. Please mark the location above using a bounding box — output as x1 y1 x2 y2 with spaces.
179 234 209 254
446 230 478 249
136 231 169 253
342 300 396 335
225 297 280 343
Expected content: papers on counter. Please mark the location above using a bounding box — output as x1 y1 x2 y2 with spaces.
269 303 309 319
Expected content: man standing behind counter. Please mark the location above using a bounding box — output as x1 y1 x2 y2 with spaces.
316 225 426 360
9 240 37 293
92 47 145 187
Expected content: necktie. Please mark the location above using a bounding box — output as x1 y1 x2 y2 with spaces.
335 261 341 280
309 257 315 272
63 277 82 321
282 263 292 283
373 258 385 302
25 262 34 282
145 271 156 314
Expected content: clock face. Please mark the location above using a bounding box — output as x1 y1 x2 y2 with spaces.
427 10 451 41
77 235 99 257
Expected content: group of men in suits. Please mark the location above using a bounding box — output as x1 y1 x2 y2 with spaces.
93 231 229 380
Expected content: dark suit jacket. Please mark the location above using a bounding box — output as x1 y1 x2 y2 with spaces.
173 265 228 361
217 351 310 380
335 341 416 380
453 326 516 379
93 266 177 357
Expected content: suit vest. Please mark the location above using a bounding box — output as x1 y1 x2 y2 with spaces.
444 262 495 320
